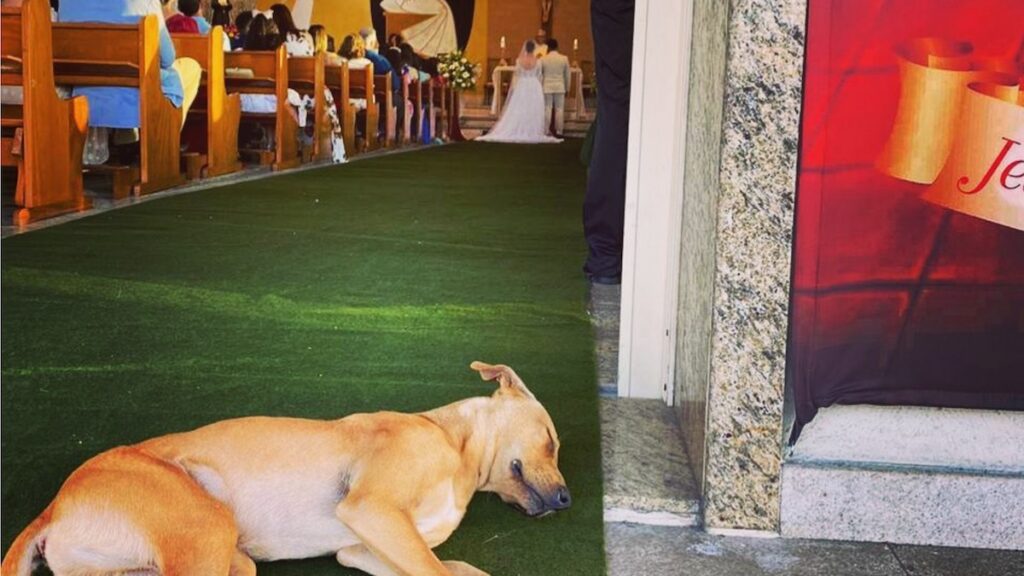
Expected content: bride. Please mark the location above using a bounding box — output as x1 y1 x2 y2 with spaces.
477 40 562 143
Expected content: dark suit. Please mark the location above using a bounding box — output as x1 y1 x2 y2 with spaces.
583 0 634 279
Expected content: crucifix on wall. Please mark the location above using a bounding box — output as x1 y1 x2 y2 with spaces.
540 0 553 35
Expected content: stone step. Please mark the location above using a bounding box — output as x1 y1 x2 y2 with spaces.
781 405 1024 550
600 398 701 527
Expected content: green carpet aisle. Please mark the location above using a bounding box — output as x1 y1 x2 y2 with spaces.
1 141 605 574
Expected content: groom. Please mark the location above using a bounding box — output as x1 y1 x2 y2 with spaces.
541 39 571 137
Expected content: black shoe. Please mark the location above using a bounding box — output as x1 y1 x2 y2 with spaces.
588 274 621 285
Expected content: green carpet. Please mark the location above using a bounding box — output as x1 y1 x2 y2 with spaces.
1 141 605 574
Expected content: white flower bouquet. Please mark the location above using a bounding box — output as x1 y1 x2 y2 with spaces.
437 50 479 91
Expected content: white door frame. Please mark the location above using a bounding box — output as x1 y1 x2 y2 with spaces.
617 0 695 401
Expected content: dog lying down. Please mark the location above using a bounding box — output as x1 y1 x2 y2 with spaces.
1 362 571 576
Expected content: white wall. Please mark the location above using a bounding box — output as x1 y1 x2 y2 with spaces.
618 0 694 400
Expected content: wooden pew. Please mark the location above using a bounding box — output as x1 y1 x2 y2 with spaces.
172 27 242 179
347 64 379 151
432 80 448 141
424 77 436 143
374 73 397 148
288 53 332 163
398 74 411 144
410 76 425 143
325 61 356 157
52 15 185 197
224 46 300 171
1 0 90 225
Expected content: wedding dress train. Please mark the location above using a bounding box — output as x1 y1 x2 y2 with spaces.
477 59 562 144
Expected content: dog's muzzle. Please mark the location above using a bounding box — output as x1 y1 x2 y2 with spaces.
549 485 572 510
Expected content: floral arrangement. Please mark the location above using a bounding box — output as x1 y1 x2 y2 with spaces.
437 50 480 91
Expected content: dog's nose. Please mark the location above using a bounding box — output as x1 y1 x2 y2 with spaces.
551 485 572 510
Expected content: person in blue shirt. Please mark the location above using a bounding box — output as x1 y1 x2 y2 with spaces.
359 27 401 92
59 0 201 131
178 0 210 34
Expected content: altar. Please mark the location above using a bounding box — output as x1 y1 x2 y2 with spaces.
489 65 588 120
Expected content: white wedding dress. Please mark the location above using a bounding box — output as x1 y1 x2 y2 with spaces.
477 62 562 144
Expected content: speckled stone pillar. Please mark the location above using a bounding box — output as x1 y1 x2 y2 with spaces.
675 0 806 531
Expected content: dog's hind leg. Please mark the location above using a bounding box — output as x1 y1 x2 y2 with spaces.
336 545 398 576
441 561 490 576
336 546 490 576
160 529 241 576
230 549 257 576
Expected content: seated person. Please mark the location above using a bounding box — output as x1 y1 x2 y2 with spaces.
207 0 233 51
238 13 282 115
238 15 345 163
386 47 411 137
400 42 430 83
338 34 372 70
270 3 312 56
59 0 202 163
359 26 400 91
337 34 371 113
178 0 210 34
230 9 253 50
310 24 343 66
160 0 199 33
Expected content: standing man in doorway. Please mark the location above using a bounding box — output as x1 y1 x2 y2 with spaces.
583 0 634 285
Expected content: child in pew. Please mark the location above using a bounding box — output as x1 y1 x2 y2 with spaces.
237 14 345 163
177 0 208 34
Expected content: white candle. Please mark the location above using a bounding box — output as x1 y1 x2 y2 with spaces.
500 36 506 49
573 38 579 50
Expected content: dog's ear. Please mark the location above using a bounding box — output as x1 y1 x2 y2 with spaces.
470 361 536 400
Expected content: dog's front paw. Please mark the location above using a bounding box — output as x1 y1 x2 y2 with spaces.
442 560 490 576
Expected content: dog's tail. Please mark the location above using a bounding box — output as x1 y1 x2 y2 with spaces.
1 504 52 576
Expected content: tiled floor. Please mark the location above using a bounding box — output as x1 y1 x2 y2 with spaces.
606 523 1024 576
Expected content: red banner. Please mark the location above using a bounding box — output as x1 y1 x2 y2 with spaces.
790 0 1024 429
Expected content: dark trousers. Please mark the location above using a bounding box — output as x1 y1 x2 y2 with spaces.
583 0 635 278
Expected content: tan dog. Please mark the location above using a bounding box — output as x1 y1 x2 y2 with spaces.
2 362 570 576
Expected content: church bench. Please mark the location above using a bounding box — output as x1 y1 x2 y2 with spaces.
172 27 242 179
425 77 437 142
373 74 397 149
347 65 380 151
1 0 90 225
432 80 449 141
410 76 427 143
52 15 186 197
288 53 332 163
324 61 356 157
224 47 300 171
399 73 412 144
